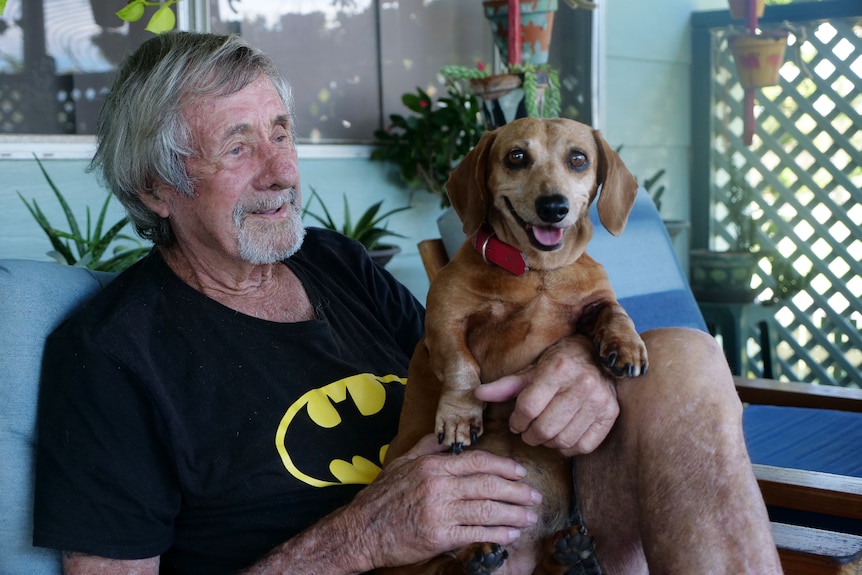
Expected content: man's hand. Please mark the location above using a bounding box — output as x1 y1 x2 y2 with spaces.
347 434 543 571
475 335 619 456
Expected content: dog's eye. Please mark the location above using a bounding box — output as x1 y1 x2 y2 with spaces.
505 148 528 169
568 151 589 171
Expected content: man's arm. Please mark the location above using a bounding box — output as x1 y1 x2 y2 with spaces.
63 552 159 575
241 434 541 574
63 435 540 575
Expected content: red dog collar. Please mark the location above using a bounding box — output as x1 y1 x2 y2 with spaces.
471 223 529 276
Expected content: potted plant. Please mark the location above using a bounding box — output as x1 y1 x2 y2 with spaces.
18 157 150 272
725 21 805 89
689 167 806 304
302 187 410 268
441 62 561 129
371 82 485 207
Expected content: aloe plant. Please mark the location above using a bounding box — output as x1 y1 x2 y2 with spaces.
302 187 409 251
18 157 150 272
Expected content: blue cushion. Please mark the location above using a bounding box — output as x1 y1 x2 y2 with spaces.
744 404 862 478
0 260 115 575
744 404 862 534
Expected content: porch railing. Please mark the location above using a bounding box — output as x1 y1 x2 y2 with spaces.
691 1 861 387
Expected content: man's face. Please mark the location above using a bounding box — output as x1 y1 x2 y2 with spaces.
166 74 305 265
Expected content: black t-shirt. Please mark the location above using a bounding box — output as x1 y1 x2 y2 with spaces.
33 228 425 574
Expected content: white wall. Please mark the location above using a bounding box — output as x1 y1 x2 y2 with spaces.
602 0 725 224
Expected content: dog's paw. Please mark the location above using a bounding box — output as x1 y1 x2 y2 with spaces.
456 542 508 574
435 390 484 453
545 525 596 567
596 334 648 378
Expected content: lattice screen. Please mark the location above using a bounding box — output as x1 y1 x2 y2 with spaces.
707 15 861 387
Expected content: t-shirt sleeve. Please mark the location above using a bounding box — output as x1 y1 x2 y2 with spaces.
367 259 426 357
33 330 179 560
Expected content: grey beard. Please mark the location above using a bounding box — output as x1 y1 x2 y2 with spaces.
233 191 306 264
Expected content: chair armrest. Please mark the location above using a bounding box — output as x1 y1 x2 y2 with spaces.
735 376 862 413
418 239 450 283
754 464 862 520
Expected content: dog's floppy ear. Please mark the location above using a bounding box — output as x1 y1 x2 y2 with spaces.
446 129 497 237
593 129 638 237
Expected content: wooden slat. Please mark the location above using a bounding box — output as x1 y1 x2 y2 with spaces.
417 239 449 282
773 522 862 575
755 464 862 519
735 376 862 412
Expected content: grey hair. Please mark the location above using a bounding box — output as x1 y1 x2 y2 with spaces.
88 32 296 245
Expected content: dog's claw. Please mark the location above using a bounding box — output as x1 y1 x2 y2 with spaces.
451 442 464 455
547 525 596 567
459 542 508 574
471 428 479 445
438 432 445 445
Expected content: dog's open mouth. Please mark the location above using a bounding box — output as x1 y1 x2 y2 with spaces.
504 197 564 251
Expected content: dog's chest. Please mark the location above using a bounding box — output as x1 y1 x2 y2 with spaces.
466 289 578 381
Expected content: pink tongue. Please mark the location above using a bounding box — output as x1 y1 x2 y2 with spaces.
532 226 564 246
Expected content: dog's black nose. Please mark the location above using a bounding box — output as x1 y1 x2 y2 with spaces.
535 194 569 223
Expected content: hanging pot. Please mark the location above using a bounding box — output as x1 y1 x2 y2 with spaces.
689 249 760 303
729 31 789 88
727 0 764 20
482 0 558 66
469 72 549 129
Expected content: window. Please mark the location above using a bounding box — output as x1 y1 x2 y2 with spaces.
1 0 593 148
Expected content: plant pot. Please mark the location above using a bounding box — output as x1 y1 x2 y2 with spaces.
483 0 558 66
729 31 788 88
368 245 401 268
727 0 764 20
689 249 759 303
469 72 549 129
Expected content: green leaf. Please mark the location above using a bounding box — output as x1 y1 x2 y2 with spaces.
33 156 85 256
145 4 177 34
116 0 146 23
0 0 7 16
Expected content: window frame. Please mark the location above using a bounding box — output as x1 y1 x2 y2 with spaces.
1 0 604 160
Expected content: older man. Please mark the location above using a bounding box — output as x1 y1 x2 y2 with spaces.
33 32 781 574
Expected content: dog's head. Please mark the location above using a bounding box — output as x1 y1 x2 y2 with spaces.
446 117 638 271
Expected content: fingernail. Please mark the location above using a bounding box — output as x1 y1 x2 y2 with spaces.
527 510 539 523
531 489 543 504
507 528 522 540
515 464 527 477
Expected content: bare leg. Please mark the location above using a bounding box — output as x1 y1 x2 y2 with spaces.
577 327 782 574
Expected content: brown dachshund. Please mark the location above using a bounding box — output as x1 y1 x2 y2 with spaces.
384 117 648 575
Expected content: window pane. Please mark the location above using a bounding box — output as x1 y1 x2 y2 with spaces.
211 0 382 143
0 0 151 134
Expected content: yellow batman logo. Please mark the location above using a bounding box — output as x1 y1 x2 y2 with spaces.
275 373 406 487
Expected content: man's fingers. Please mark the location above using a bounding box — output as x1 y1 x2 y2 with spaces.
403 433 451 459
475 374 528 403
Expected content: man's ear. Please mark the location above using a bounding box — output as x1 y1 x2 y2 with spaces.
139 183 174 219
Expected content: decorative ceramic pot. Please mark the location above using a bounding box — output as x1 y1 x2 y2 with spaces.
482 0 558 66
368 245 401 268
727 0 765 20
729 31 788 88
689 249 760 303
